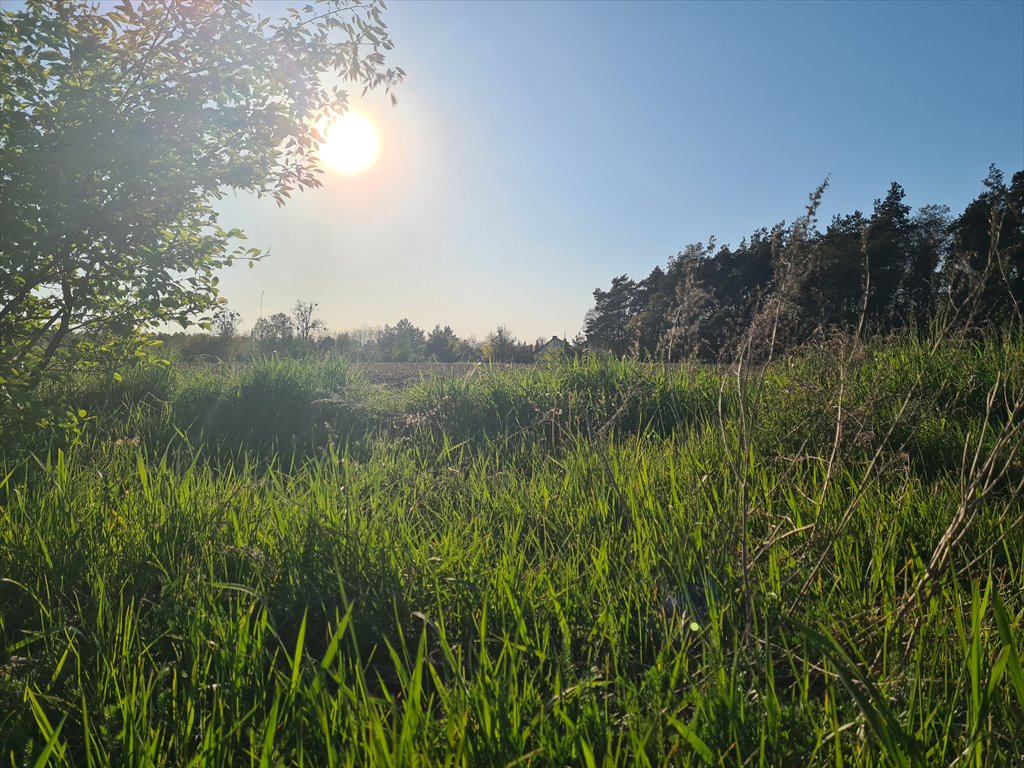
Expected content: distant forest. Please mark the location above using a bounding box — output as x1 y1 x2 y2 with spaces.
161 314 550 364
584 165 1023 361
162 166 1023 364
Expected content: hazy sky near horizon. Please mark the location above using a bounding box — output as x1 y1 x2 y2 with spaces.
214 0 1024 341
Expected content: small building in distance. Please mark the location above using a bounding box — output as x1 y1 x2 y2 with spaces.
536 336 568 355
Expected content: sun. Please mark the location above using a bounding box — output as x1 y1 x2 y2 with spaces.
317 111 381 175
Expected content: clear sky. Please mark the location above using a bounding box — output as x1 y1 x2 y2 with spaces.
214 0 1024 342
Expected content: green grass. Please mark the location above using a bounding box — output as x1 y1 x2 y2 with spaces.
2 339 1022 766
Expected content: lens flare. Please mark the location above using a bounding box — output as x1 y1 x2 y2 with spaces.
317 111 381 175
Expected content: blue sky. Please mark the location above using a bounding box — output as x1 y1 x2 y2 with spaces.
215 0 1024 341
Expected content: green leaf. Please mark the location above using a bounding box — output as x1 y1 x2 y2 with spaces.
992 588 1024 707
668 716 714 764
796 621 926 768
259 693 280 768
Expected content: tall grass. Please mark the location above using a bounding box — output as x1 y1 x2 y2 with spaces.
2 338 1022 766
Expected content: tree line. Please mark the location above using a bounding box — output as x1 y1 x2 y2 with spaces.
583 167 1023 361
160 302 568 364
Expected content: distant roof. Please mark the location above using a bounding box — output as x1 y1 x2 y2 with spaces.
538 336 567 350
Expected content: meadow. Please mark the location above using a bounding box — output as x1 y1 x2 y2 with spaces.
1 336 1022 766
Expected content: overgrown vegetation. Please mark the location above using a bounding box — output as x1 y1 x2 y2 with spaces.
2 2 1021 765
2 335 1022 766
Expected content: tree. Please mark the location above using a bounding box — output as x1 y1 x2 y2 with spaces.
942 166 1024 327
425 325 459 362
252 312 294 354
213 308 242 340
626 266 670 357
292 300 326 346
351 325 383 350
864 182 915 328
695 229 779 356
803 212 867 331
658 242 715 360
379 318 425 362
454 335 483 362
0 0 403 395
583 275 638 357
483 325 516 363
906 204 951 329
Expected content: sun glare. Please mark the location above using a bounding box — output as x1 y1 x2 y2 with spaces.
317 111 381 175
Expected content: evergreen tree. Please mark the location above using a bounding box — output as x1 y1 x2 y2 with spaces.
583 275 638 357
379 319 425 362
425 325 460 362
864 182 915 328
943 167 1024 326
